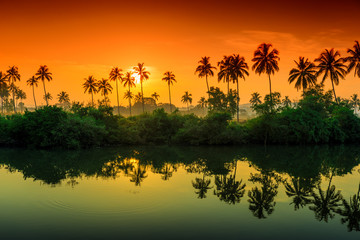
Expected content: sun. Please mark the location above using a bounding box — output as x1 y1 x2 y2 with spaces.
131 73 141 84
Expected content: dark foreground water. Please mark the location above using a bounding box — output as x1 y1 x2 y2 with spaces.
0 145 360 240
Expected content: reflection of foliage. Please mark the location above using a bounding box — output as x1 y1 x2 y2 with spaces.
214 174 246 204
129 165 147 186
192 175 212 199
336 184 360 232
309 176 343 222
284 177 314 210
152 163 177 181
248 172 279 219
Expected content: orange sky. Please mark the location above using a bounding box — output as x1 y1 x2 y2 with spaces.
1 0 360 107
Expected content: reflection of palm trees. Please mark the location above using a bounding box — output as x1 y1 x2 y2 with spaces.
336 184 360 231
309 174 343 222
192 174 212 199
129 165 147 186
214 175 246 204
284 177 313 210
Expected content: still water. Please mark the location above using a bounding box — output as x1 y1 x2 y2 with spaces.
0 145 359 239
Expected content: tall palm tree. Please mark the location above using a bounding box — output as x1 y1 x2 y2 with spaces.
195 56 216 99
133 63 150 113
27 76 39 109
284 177 313 210
35 65 52 106
83 75 98 107
57 91 70 105
315 49 347 104
122 72 136 116
97 78 113 105
250 92 262 107
5 66 21 112
252 43 280 105
214 173 246 204
229 54 249 122
218 56 232 94
288 57 317 94
346 40 360 78
181 91 192 111
16 89 26 113
162 71 177 112
109 67 123 115
336 184 360 232
192 174 212 199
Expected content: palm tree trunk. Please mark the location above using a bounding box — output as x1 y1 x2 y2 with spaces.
187 102 189 112
116 78 120 115
236 78 240 122
129 85 132 116
330 79 338 104
205 74 210 99
168 84 172 112
268 74 273 109
91 92 94 107
141 79 145 113
43 80 48 106
12 81 16 113
32 85 37 110
227 78 230 95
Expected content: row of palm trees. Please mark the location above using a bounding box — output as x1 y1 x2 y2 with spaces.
195 41 360 120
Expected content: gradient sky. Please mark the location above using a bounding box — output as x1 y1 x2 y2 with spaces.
1 0 360 107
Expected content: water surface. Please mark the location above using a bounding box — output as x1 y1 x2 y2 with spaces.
1 145 359 239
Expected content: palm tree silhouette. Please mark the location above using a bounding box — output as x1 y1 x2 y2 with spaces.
97 78 113 105
162 71 176 112
0 72 8 113
250 92 262 107
109 67 123 115
57 91 70 106
315 49 347 104
133 63 150 113
195 56 216 99
214 175 246 204
5 66 21 112
198 96 207 115
16 89 26 113
229 54 249 122
350 94 360 114
288 57 317 94
252 43 280 106
122 72 136 116
181 91 192 111
192 174 213 199
151 92 160 106
284 177 313 210
134 92 142 103
218 55 232 94
35 65 52 106
26 76 39 109
43 92 53 104
129 165 147 186
346 40 360 78
83 75 98 107
309 174 343 222
336 183 360 232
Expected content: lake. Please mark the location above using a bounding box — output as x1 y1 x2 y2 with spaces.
0 145 359 239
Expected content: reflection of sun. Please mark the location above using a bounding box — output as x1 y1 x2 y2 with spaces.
131 73 141 84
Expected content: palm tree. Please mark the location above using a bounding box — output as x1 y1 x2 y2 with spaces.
288 57 317 94
27 76 39 109
16 89 26 113
151 92 160 105
97 78 113 105
252 43 280 105
57 91 70 105
109 67 123 115
214 175 246 204
43 93 53 104
162 71 177 112
35 65 52 106
218 56 232 94
129 165 147 187
192 174 212 199
346 40 360 78
133 63 150 113
5 66 21 112
350 94 360 114
83 75 98 107
0 72 8 113
315 49 347 103
122 72 136 116
229 54 249 122
336 184 360 232
134 92 142 103
284 177 313 210
195 56 216 99
181 91 193 111
250 92 262 107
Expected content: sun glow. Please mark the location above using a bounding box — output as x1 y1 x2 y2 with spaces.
131 73 141 84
